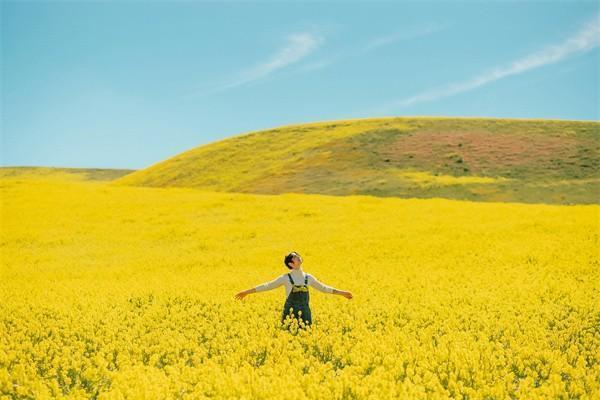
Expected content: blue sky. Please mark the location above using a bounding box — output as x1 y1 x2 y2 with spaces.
2 1 599 170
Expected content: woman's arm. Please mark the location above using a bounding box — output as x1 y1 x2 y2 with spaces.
235 274 285 300
308 275 353 299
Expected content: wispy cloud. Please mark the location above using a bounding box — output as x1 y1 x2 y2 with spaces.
360 22 453 53
181 22 449 99
368 13 600 113
183 32 322 98
297 22 452 72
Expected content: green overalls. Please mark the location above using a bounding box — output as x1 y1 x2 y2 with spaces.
281 273 312 327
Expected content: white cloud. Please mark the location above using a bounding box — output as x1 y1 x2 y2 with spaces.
184 32 322 98
296 22 451 73
182 22 450 98
370 13 600 112
360 22 453 53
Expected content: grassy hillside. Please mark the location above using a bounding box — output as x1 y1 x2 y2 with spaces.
112 117 600 205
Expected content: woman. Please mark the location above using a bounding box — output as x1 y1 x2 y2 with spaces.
234 251 353 328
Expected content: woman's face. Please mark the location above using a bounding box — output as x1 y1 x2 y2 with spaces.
290 253 303 269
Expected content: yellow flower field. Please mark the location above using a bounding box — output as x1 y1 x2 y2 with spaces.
0 171 598 399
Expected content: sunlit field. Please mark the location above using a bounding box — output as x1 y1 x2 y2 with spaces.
1 171 598 399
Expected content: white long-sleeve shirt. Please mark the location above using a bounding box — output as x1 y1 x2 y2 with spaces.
254 269 337 299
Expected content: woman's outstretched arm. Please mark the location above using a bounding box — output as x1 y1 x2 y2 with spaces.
235 274 286 300
308 274 353 299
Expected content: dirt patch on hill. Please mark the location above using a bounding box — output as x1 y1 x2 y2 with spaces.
377 130 598 177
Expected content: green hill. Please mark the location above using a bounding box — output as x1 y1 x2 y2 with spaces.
113 116 599 204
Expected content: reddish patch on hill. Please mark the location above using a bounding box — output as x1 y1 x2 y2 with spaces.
378 130 590 175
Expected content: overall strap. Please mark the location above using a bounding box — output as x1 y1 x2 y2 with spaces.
304 275 308 285
287 273 295 285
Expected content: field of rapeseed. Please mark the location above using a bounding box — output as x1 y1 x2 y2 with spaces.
0 170 598 399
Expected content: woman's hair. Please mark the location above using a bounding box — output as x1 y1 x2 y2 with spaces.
284 251 300 269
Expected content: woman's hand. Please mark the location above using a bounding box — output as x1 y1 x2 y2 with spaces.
342 291 353 300
234 290 249 300
334 290 353 299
